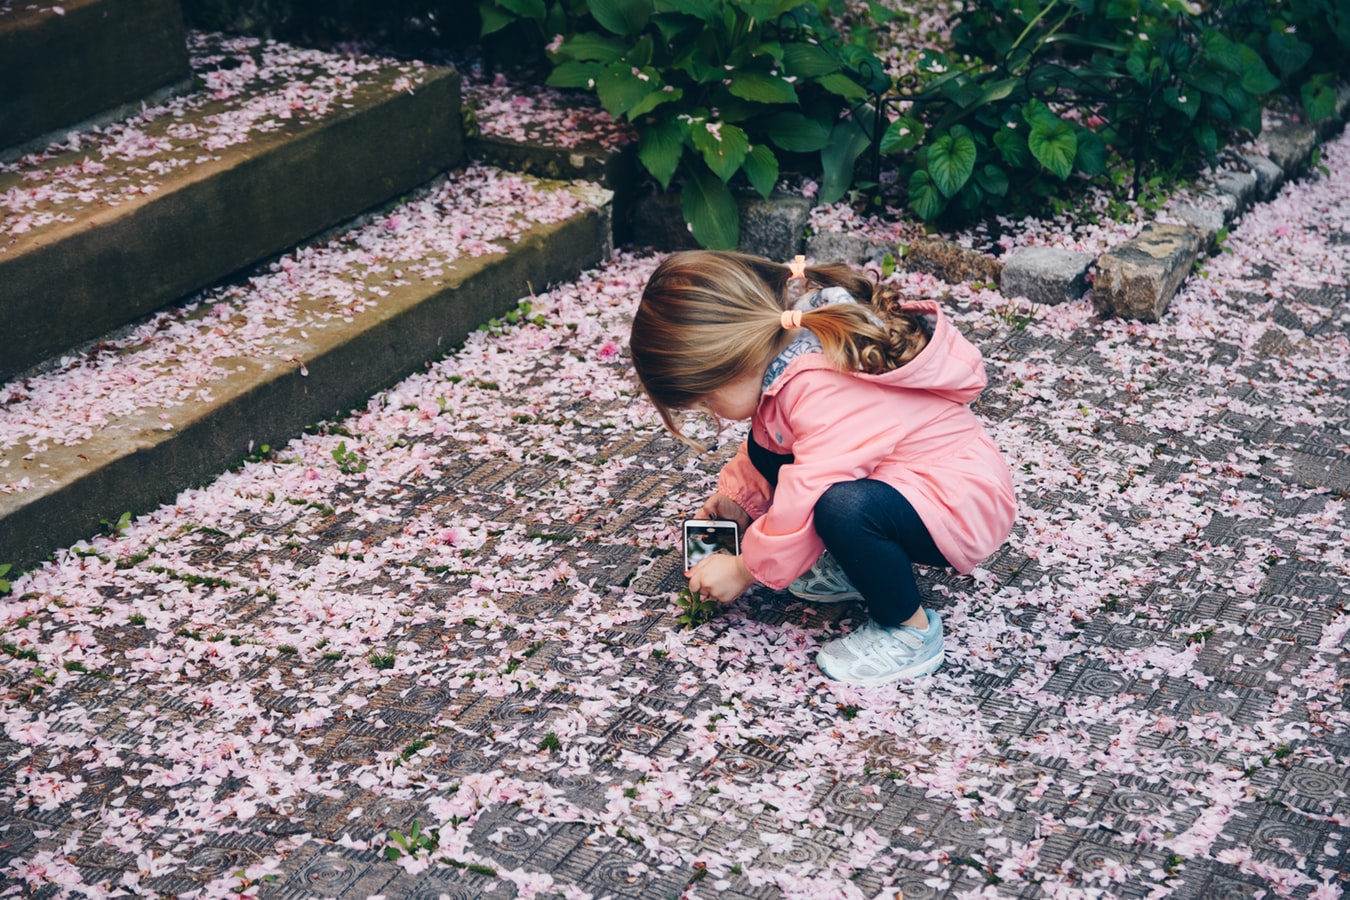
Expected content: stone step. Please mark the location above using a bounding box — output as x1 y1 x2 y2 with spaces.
0 32 462 381
0 0 190 155
461 72 637 241
0 164 613 569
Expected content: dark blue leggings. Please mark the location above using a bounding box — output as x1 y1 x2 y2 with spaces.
748 437 948 626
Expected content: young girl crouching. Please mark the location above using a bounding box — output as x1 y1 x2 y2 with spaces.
628 250 1016 687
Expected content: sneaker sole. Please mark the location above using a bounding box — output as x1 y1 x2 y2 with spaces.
787 589 864 604
817 649 944 686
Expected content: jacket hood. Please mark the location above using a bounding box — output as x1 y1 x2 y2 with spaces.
762 299 987 404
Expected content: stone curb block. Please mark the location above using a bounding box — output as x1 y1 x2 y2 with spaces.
1000 247 1095 306
904 237 1002 285
1093 224 1202 323
0 195 614 570
804 230 891 266
1086 93 1350 320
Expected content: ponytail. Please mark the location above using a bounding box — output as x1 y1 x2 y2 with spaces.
629 251 931 443
792 262 930 374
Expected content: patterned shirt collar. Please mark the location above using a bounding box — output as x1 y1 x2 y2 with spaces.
760 287 857 391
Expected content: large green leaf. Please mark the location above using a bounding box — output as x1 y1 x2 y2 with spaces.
1303 80 1338 121
740 2 784 20
880 116 923 154
682 164 740 250
1201 30 1244 74
495 0 546 17
546 60 603 89
974 163 1008 198
478 1 515 36
1021 99 1060 132
763 111 831 152
1027 116 1077 179
742 144 779 199
558 32 627 63
690 120 750 181
1074 129 1107 176
1195 123 1218 159
976 78 1019 107
908 169 946 221
1184 69 1225 97
638 117 686 189
595 64 662 117
727 72 798 105
590 0 652 36
994 127 1031 168
819 72 869 100
927 127 977 197
781 42 839 78
1164 86 1198 121
653 11 705 45
1236 46 1279 96
628 85 683 118
654 0 716 18
1267 32 1313 79
819 115 873 204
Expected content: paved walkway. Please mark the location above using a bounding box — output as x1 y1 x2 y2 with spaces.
1 132 1348 898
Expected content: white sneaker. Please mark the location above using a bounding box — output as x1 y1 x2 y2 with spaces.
788 550 862 603
816 609 944 686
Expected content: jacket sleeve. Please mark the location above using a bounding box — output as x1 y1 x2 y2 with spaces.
738 371 910 589
716 439 772 520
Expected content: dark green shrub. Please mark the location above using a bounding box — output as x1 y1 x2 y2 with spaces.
890 0 1350 224
484 0 885 248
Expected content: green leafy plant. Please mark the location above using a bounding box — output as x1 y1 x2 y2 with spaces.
0 564 11 595
485 0 884 248
331 441 367 474
101 511 133 537
385 820 439 861
675 587 718 629
888 0 1347 224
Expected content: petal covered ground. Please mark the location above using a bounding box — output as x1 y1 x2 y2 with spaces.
1 138 1349 900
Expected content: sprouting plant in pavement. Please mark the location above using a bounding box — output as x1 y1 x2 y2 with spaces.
332 441 367 474
385 820 439 861
675 588 718 629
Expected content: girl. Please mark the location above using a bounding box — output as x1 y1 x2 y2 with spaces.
628 251 1016 687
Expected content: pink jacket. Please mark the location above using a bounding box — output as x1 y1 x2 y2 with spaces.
717 299 1016 590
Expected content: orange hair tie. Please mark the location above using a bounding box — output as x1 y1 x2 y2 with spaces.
787 254 807 281
780 309 803 329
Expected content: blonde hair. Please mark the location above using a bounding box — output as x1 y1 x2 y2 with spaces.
629 251 930 439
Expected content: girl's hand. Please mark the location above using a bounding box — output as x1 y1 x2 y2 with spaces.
698 492 750 532
686 553 755 604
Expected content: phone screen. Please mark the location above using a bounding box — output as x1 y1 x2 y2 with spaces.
684 521 740 570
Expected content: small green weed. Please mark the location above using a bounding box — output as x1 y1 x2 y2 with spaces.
385 820 438 861
101 511 133 536
332 441 367 474
675 589 718 630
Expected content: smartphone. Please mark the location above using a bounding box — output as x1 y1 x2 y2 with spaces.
683 520 740 571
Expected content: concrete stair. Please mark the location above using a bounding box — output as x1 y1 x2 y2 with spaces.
1 30 462 380
0 13 616 569
0 0 191 155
